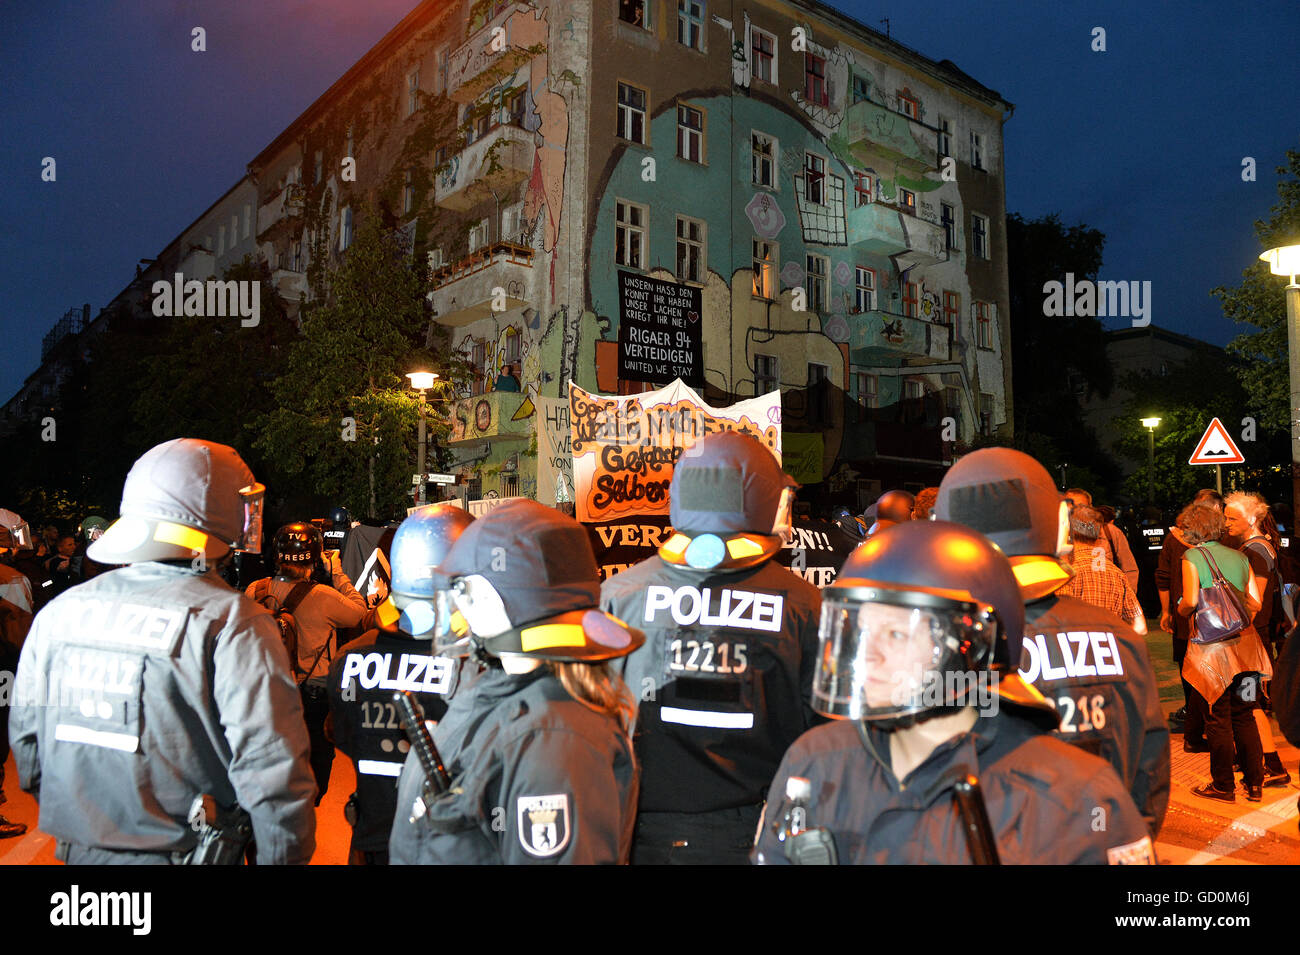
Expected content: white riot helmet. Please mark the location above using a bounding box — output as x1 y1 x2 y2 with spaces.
88 439 265 564
0 509 33 555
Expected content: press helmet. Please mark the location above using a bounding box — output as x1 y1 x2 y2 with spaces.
813 520 1049 726
659 431 794 571
87 439 265 564
273 522 324 570
380 504 475 647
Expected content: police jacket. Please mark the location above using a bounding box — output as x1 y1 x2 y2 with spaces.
328 628 455 852
1021 592 1170 837
601 556 821 814
389 664 637 864
9 563 317 863
754 707 1154 865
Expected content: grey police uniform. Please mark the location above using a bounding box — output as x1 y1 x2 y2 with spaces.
602 556 821 861
389 664 637 864
1021 593 1170 837
9 562 317 864
754 708 1155 865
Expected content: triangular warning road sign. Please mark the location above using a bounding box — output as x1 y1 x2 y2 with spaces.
1188 417 1245 465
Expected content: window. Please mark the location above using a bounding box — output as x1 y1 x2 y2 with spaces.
942 290 960 326
403 170 415 215
471 107 491 143
434 145 448 169
314 150 323 184
808 363 830 421
855 372 878 409
345 125 355 160
971 131 984 170
505 88 527 127
752 238 776 298
291 238 304 272
204 235 213 251
805 254 828 313
619 0 649 28
980 392 995 435
340 205 353 251
941 203 955 250
976 302 993 349
804 152 825 204
469 218 490 251
903 281 918 317
854 171 873 207
752 131 776 187
243 204 251 239
938 117 951 158
502 473 520 497
428 247 445 270
217 225 225 255
944 387 962 418
854 266 876 313
231 214 239 245
751 28 775 83
804 53 828 107
407 68 420 117
972 213 988 259
676 215 705 283
471 339 487 395
504 327 521 363
755 354 778 394
897 91 919 119
852 73 870 104
677 104 704 163
436 46 449 94
899 188 916 216
677 0 704 49
616 82 647 144
904 379 924 400
615 200 647 269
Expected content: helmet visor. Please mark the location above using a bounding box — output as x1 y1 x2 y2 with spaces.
236 483 265 553
813 589 994 720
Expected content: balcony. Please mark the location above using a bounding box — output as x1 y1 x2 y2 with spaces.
271 267 306 301
447 389 533 445
843 100 937 176
434 124 533 212
446 4 539 104
848 202 909 256
256 183 305 237
846 309 952 364
895 213 948 270
178 245 216 281
429 241 536 326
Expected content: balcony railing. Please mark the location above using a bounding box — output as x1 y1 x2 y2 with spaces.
843 100 938 175
429 240 536 326
434 123 533 212
846 308 952 363
447 389 533 445
256 183 305 236
446 3 539 104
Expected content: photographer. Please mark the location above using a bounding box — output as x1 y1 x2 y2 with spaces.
248 522 383 803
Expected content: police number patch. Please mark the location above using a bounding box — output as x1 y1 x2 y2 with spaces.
517 794 571 858
1107 835 1155 865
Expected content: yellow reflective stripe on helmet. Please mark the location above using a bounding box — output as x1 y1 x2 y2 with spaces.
726 536 765 559
153 522 209 551
520 623 587 652
1011 558 1070 590
377 597 401 628
661 533 690 557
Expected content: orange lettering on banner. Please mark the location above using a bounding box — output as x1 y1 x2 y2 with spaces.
570 386 780 522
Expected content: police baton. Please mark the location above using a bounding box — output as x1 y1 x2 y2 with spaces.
393 690 452 812
950 771 1000 865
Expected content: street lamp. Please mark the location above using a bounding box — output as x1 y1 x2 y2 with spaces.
1141 416 1161 506
407 371 438 505
1260 243 1300 515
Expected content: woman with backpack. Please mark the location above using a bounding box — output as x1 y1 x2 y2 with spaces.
1177 503 1271 803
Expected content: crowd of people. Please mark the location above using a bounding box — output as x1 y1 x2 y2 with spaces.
0 435 1294 864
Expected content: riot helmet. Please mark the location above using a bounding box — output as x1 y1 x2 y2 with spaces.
87 439 265 564
659 431 795 572
813 520 1048 726
870 490 915 531
79 515 109 543
273 522 324 571
435 499 644 662
328 506 353 529
933 447 1072 600
0 509 33 556
381 503 475 648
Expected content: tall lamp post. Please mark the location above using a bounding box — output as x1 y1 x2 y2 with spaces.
1141 416 1161 506
1260 244 1300 516
407 371 438 505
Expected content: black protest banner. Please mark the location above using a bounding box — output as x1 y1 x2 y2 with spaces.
617 270 703 386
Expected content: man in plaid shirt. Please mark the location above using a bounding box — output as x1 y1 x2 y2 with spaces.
1067 506 1147 634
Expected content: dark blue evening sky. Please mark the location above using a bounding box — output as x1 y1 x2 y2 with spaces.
2 0 1296 405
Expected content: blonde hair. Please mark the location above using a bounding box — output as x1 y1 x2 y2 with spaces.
1224 491 1269 524
550 661 636 735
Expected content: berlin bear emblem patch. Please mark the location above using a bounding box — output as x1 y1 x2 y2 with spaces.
517 794 571 858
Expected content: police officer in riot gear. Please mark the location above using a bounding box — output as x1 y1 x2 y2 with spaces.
867 489 914 536
390 500 644 864
324 505 354 555
934 448 1170 836
328 503 474 864
601 431 822 864
9 439 317 863
754 520 1155 864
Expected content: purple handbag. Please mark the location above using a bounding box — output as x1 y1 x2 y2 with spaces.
1190 545 1251 644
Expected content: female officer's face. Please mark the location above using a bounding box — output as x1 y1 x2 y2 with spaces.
857 602 941 709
